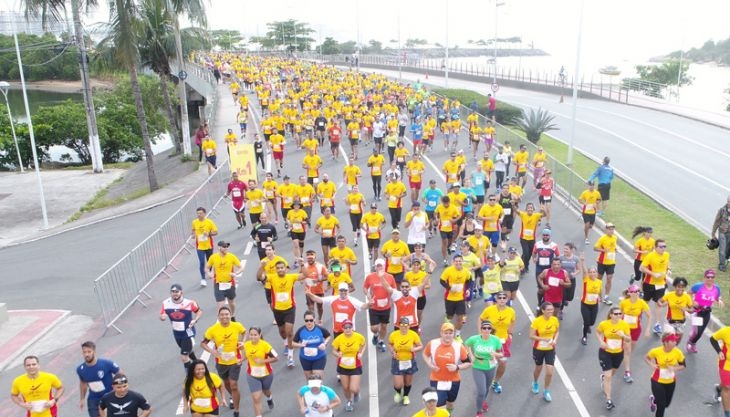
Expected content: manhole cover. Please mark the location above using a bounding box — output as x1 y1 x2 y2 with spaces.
0 193 9 201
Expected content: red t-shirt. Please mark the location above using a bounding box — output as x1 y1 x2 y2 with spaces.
542 268 568 303
228 180 248 208
328 126 342 143
363 272 396 311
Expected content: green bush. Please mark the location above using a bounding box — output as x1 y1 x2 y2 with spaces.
429 88 521 125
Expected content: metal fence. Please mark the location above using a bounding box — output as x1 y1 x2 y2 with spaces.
93 63 227 333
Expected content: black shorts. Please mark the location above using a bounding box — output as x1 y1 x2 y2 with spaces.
206 155 217 167
501 280 519 292
374 136 384 145
273 307 296 326
440 231 453 240
349 138 359 147
532 348 556 366
175 336 194 355
582 213 596 225
391 271 404 284
417 296 427 310
517 172 526 178
214 283 236 302
369 309 391 325
216 363 242 381
300 356 327 371
367 238 380 250
538 195 553 204
330 142 340 150
475 195 485 204
429 380 460 405
599 349 624 371
337 365 363 376
597 264 615 276
321 237 336 247
598 183 611 201
501 215 515 229
291 231 306 241
444 299 466 317
642 283 666 303
390 358 419 375
426 211 436 222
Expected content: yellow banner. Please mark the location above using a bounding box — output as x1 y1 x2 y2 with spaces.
229 143 257 183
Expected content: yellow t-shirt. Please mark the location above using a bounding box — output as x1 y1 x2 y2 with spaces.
712 327 730 371
11 372 63 417
202 139 217 156
382 240 410 273
277 183 298 208
641 251 671 287
595 234 618 265
394 147 409 164
247 188 265 214
407 160 425 182
361 212 385 239
188 373 222 413
347 121 360 139
269 273 299 310
646 347 684 384
317 181 337 207
204 321 247 365
388 329 422 361
343 165 361 185
479 305 516 341
385 181 407 209
532 152 547 168
531 315 559 351
262 179 278 200
368 154 385 176
243 340 276 377
286 209 308 233
296 184 316 206
303 154 323 178
466 235 492 260
619 298 650 329
579 190 602 214
596 319 631 353
513 150 529 172
333 332 366 369
269 133 285 152
518 211 542 241
443 159 461 182
345 193 365 214
581 277 603 305
412 408 450 417
316 216 340 238
634 236 655 261
478 204 503 232
435 204 460 232
661 291 693 321
441 266 471 301
261 255 288 290
192 218 218 250
206 252 241 284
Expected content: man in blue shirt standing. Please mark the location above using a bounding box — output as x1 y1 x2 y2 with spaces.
77 341 121 417
588 156 615 217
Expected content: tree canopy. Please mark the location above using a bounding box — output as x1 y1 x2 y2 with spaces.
249 20 315 51
668 36 730 65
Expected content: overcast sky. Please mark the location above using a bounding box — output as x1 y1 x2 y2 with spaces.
4 0 729 63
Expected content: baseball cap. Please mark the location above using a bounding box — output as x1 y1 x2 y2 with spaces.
627 284 641 293
452 182 461 188
542 228 552 235
341 319 353 327
338 282 349 290
705 268 717 278
170 283 183 291
481 320 493 327
398 316 411 325
374 258 386 267
370 202 378 208
308 379 322 388
218 241 231 248
450 151 456 157
391 229 400 234
331 263 342 272
508 247 518 253
412 201 421 207
441 322 455 332
605 222 615 228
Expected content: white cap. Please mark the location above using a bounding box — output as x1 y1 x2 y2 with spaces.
308 379 322 388
422 392 439 402
338 282 349 290
374 258 386 267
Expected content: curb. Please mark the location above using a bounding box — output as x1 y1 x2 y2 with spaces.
0 309 71 371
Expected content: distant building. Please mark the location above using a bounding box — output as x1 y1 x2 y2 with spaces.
0 11 68 37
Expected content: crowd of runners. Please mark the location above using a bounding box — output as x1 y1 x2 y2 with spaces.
10 53 730 417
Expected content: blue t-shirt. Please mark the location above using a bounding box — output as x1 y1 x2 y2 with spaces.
471 172 487 196
76 358 121 400
293 325 331 361
450 108 460 120
461 187 476 213
410 122 424 139
423 188 444 213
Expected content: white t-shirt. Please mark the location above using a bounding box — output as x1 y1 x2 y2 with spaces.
407 211 428 244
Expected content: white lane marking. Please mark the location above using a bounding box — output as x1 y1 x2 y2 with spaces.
360 224 379 417
244 241 253 256
505 98 730 193
515 291 591 417
403 125 592 417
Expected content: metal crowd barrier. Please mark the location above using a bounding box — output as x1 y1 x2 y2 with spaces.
94 160 230 334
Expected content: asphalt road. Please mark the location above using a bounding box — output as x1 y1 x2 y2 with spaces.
360 67 730 235
0 73 725 417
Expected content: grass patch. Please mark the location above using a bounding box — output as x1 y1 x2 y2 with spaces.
430 87 522 125
501 128 726 321
66 177 151 223
62 162 134 170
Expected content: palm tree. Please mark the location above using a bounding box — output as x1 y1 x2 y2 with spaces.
99 0 159 191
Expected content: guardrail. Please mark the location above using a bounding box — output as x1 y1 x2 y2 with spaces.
93 63 226 333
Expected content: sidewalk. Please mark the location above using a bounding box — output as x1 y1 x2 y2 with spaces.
0 82 240 248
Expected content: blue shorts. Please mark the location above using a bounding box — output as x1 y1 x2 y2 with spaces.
486 231 500 247
300 356 327 371
429 380 461 406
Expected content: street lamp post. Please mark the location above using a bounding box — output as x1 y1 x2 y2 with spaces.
444 0 449 87
0 81 24 172
493 0 505 87
567 0 585 169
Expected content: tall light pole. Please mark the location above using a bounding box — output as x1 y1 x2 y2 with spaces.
567 0 585 168
444 0 449 87
493 0 505 87
397 9 402 81
0 81 23 172
14 31 49 228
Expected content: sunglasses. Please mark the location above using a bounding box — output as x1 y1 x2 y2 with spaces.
628 291 639 294
113 378 128 385
171 290 181 293
342 325 353 329
657 245 667 248
481 326 492 330
496 296 508 300
706 276 716 279
611 312 622 316
304 319 315 322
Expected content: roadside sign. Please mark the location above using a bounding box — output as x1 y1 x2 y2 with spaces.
178 70 188 80
491 83 499 93
230 143 257 183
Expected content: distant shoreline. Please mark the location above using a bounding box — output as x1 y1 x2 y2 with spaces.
6 79 115 94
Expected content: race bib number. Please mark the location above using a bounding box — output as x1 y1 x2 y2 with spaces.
503 208 512 216
397 156 405 162
389 195 397 202
304 347 319 357
537 340 553 349
376 298 389 308
606 252 616 261
543 195 551 201
606 338 622 350
350 204 360 212
411 170 419 176
486 282 499 292
391 256 401 265
323 198 332 206
193 398 212 408
548 277 561 287
523 229 534 238
623 314 638 325
398 360 412 370
442 220 451 229
292 222 303 232
232 189 242 198
372 166 381 175
691 315 703 326
428 201 437 208
206 148 214 156
218 282 232 291
450 284 463 293
504 273 517 281
172 321 186 331
538 257 550 266
197 233 207 242
301 197 310 204
322 228 334 237
585 293 599 303
585 204 594 212
368 226 379 235
276 292 290 302
340 356 356 367
265 190 274 198
335 312 350 323
436 380 452 391
250 366 267 377
88 381 106 393
221 351 236 361
475 178 483 185
659 368 675 380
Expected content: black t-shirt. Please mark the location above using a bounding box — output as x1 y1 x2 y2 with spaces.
99 390 151 415
251 223 278 249
254 141 264 154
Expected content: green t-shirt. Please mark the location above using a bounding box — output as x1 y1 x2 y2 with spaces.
464 334 502 370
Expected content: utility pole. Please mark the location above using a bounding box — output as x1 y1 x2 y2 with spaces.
71 0 103 172
174 19 192 157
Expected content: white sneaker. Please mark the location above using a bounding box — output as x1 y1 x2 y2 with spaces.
200 279 207 287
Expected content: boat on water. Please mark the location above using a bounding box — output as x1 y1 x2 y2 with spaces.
599 65 621 76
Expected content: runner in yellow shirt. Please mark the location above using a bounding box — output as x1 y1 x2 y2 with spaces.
343 156 362 190
192 207 218 285
595 307 631 410
512 145 529 188
361 203 387 260
315 208 340 264
10 356 64 417
268 261 307 368
578 181 602 243
594 223 618 305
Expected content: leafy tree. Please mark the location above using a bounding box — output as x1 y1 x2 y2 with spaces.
319 37 341 55
363 39 382 54
514 108 558 144
210 29 243 50
339 41 357 55
250 20 315 51
0 33 80 81
635 59 693 87
404 38 428 48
